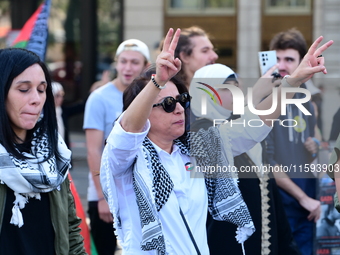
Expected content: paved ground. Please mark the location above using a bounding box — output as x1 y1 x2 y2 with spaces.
69 132 89 213
69 132 122 255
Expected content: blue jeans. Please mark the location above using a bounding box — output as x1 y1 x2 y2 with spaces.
287 216 314 255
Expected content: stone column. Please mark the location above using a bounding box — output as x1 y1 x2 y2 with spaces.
313 0 340 139
124 0 163 62
237 0 262 81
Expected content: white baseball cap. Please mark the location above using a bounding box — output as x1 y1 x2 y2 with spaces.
192 63 238 85
190 64 237 120
115 39 150 62
51 81 64 96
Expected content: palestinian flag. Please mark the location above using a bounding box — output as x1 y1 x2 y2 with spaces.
11 0 51 61
69 173 97 255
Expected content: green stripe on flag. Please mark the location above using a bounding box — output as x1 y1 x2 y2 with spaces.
12 41 28 48
91 234 98 255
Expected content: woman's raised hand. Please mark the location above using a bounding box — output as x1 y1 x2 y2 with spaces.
289 36 334 87
155 28 182 85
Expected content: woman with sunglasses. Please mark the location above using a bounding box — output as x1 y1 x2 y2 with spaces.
100 28 333 255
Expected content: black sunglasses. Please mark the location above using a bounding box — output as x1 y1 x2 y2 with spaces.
152 92 191 113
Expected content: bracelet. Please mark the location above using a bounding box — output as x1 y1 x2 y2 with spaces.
312 137 321 147
311 137 320 157
281 75 293 87
98 197 105 202
151 74 166 89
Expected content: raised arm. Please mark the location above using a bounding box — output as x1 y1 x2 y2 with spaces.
256 36 333 126
250 64 280 106
120 28 182 132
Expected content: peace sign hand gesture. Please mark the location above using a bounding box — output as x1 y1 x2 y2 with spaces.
154 28 182 87
288 36 334 87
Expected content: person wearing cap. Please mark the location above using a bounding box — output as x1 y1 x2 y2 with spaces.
83 38 150 255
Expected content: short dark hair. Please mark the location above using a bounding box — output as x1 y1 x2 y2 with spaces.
123 65 189 142
0 48 60 161
269 28 307 61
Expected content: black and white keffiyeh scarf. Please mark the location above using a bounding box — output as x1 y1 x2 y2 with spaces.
0 132 71 227
190 128 255 245
130 128 254 254
131 138 190 254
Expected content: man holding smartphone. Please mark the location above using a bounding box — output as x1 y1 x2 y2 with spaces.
265 28 320 255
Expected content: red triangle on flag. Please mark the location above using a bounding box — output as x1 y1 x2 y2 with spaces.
11 4 44 47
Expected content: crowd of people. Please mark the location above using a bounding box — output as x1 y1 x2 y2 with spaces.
0 24 337 255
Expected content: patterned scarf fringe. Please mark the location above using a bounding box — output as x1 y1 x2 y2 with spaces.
190 128 255 241
258 170 271 255
0 132 70 227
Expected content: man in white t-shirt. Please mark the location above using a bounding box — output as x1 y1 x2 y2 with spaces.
83 39 150 254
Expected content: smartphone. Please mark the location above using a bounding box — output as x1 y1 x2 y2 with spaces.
258 50 277 75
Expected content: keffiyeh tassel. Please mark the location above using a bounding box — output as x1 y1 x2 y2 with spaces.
236 226 254 255
10 192 41 227
236 226 255 244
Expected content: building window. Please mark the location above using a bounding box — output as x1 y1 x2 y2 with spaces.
166 0 235 15
265 0 311 14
